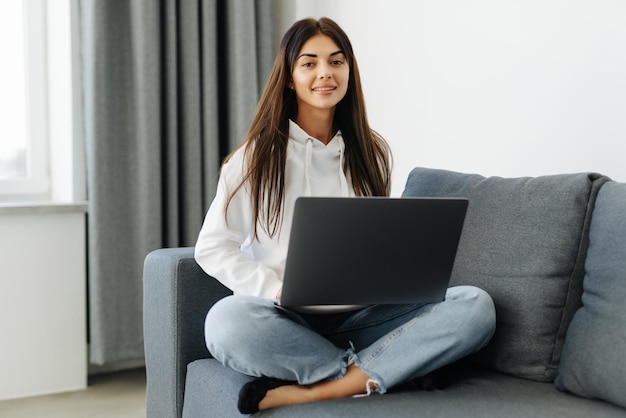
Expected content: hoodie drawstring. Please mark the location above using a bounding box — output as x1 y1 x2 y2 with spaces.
337 140 349 196
304 138 313 196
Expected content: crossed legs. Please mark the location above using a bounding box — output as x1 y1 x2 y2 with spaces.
205 286 496 413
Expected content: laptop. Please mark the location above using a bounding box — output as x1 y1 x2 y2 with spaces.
279 196 468 311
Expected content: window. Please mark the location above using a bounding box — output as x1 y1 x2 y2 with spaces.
0 2 28 180
0 0 50 200
0 0 81 202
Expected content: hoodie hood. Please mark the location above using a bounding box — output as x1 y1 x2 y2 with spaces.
287 119 352 197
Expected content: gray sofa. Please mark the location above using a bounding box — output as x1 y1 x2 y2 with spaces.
143 167 626 417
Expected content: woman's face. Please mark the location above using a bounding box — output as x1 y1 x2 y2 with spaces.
290 34 350 116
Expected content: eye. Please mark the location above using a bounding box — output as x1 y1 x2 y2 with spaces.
302 62 314 68
331 60 344 66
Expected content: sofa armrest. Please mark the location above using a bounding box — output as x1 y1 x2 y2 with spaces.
143 247 232 418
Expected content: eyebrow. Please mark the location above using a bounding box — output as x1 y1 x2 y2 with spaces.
296 50 345 60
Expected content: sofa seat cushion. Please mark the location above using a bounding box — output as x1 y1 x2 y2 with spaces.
182 358 626 418
401 168 609 382
556 182 626 408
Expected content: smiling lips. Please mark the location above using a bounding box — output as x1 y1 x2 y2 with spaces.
312 86 337 92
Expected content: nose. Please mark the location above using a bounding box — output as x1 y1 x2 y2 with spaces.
318 63 332 79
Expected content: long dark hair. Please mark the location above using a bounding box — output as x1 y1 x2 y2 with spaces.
224 17 392 238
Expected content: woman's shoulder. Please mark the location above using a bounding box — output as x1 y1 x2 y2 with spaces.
220 145 249 185
223 144 247 166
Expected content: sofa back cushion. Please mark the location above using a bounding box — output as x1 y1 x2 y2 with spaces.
402 167 608 382
555 182 626 408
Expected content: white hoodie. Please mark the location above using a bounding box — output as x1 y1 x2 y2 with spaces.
195 120 354 300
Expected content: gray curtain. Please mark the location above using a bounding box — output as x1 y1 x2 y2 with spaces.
80 0 276 366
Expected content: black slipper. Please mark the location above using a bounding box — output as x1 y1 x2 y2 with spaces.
237 376 297 414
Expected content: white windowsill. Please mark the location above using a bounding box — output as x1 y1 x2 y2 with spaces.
0 201 87 215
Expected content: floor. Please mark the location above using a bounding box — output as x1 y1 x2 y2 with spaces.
0 368 146 418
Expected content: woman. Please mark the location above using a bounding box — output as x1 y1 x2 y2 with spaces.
195 17 496 414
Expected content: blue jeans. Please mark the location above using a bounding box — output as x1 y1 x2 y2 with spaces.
205 285 495 394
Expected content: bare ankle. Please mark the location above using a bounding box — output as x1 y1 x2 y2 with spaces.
258 384 315 410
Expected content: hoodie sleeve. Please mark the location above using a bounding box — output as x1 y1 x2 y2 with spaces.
194 152 283 299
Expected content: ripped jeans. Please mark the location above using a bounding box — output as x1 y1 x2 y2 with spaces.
204 285 496 394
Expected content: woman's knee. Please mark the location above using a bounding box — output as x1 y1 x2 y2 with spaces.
468 286 496 348
204 295 274 356
448 285 496 348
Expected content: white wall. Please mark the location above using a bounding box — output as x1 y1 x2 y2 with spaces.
277 0 626 196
